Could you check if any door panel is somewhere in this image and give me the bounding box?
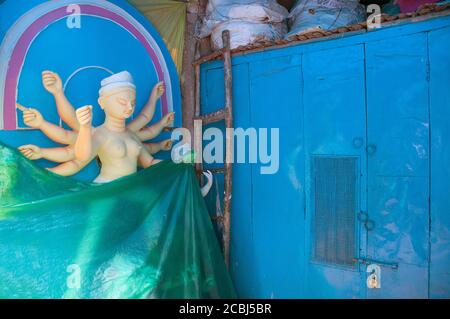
[249,55,305,298]
[303,45,367,298]
[366,35,429,178]
[428,26,450,298]
[365,33,430,298]
[367,176,429,265]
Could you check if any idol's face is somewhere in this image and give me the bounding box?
[99,87,136,119]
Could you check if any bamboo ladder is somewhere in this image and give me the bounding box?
[193,30,233,268]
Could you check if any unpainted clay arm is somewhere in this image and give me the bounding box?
[16,103,76,145]
[135,111,174,141]
[144,142,163,155]
[18,144,74,163]
[53,91,79,131]
[127,81,165,132]
[47,159,88,176]
[74,105,94,162]
[136,124,161,141]
[40,121,77,145]
[138,147,161,168]
[143,139,172,155]
[42,70,79,131]
[41,146,75,162]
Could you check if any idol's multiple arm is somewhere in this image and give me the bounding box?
[17,72,173,166]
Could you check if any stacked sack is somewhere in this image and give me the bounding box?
[198,0,289,50]
[287,0,366,38]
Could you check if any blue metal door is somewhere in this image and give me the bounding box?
[249,55,306,298]
[303,44,367,298]
[428,26,450,298]
[365,33,430,298]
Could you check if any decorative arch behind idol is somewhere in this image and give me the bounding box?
[0,0,181,181]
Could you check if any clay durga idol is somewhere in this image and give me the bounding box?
[16,71,212,195]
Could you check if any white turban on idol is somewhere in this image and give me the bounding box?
[99,71,136,95]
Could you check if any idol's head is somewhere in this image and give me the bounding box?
[98,71,136,119]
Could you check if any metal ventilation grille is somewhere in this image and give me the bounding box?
[312,156,358,267]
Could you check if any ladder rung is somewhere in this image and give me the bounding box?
[194,109,226,125]
[162,126,178,132]
[210,167,226,174]
[211,215,224,223]
[197,167,226,174]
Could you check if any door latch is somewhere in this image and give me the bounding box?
[353,257,398,269]
[366,264,381,289]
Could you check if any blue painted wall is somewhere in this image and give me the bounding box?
[200,13,450,298]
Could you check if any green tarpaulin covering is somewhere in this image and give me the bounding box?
[0,143,235,298]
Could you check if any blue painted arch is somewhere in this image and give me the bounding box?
[0,0,181,181]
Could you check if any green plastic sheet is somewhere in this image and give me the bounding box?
[0,143,235,299]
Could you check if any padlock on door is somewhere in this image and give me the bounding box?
[366,264,381,289]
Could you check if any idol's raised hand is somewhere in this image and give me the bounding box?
[152,81,165,99]
[42,70,63,95]
[76,105,93,127]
